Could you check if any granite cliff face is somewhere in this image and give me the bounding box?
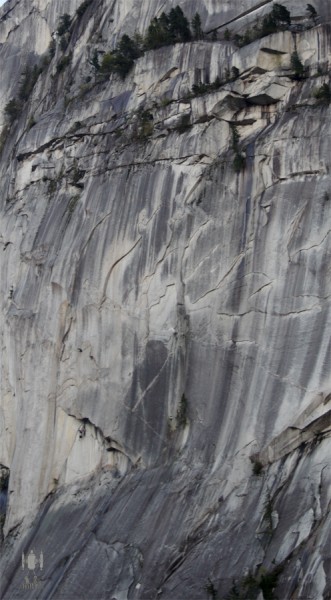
[0,0,330,598]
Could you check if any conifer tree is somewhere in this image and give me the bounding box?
[168,6,191,42]
[272,3,291,26]
[57,14,71,36]
[145,17,169,49]
[117,34,140,60]
[306,4,317,23]
[291,51,305,79]
[192,13,203,40]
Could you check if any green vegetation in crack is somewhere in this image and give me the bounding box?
[3,62,42,128]
[19,64,43,102]
[290,51,307,80]
[230,124,245,174]
[145,6,192,50]
[205,578,217,598]
[192,12,203,41]
[176,393,188,429]
[57,52,72,73]
[48,38,56,60]
[0,466,9,541]
[232,3,317,49]
[168,393,189,433]
[76,0,93,18]
[135,109,154,140]
[1,36,58,145]
[71,164,85,188]
[229,3,317,48]
[250,455,264,476]
[224,564,283,600]
[306,3,318,24]
[47,179,57,195]
[0,125,10,154]
[100,34,142,79]
[263,491,274,534]
[57,13,71,36]
[92,6,203,80]
[4,98,21,125]
[232,3,291,47]
[27,115,36,130]
[313,82,331,105]
[67,195,80,219]
[185,66,240,100]
[174,113,191,134]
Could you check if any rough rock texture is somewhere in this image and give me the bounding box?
[0,0,330,598]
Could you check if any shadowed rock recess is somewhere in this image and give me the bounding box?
[0,0,330,598]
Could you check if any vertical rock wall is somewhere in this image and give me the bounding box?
[0,0,330,598]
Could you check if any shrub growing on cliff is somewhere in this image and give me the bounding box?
[175,113,191,134]
[251,456,264,475]
[89,48,100,71]
[233,153,246,173]
[135,109,154,139]
[290,51,306,79]
[18,64,42,101]
[67,195,80,218]
[231,124,246,173]
[60,34,69,52]
[100,52,113,73]
[176,394,188,428]
[226,565,283,600]
[263,492,274,534]
[4,98,22,123]
[27,115,36,130]
[118,34,141,61]
[190,75,223,97]
[314,83,331,105]
[77,0,93,18]
[0,468,9,492]
[0,125,10,154]
[272,3,291,26]
[101,52,132,78]
[57,13,71,36]
[101,34,141,78]
[306,3,318,23]
[204,579,217,598]
[224,28,231,40]
[48,38,56,59]
[231,66,240,80]
[56,53,72,73]
[259,567,283,600]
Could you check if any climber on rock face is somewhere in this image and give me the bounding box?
[78,424,86,438]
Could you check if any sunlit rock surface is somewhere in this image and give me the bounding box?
[0,0,330,598]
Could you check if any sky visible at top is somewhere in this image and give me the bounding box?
[0,0,7,6]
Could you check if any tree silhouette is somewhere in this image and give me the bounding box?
[100,34,140,78]
[291,51,305,79]
[145,16,171,49]
[168,6,191,42]
[57,13,71,36]
[192,13,203,40]
[306,4,317,23]
[272,3,291,25]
